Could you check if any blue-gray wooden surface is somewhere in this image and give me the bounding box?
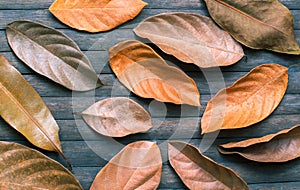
[0,0,300,189]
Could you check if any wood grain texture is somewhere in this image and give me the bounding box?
[0,0,298,10]
[0,0,299,189]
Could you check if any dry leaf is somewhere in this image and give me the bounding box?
[201,64,288,134]
[0,54,64,155]
[6,20,102,91]
[134,12,244,68]
[82,97,152,137]
[109,40,200,106]
[204,0,300,54]
[49,0,147,32]
[90,141,162,190]
[168,141,249,190]
[219,124,300,162]
[0,141,83,189]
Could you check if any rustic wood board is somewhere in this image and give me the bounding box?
[0,0,299,189]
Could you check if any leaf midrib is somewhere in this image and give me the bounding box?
[0,81,60,153]
[137,31,244,56]
[213,0,289,37]
[51,7,141,11]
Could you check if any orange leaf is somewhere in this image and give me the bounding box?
[49,0,147,32]
[109,40,200,106]
[90,141,162,190]
[201,64,288,134]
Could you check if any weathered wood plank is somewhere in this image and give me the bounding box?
[1,28,300,52]
[7,139,300,166]
[0,0,298,10]
[0,9,211,30]
[71,162,300,189]
[0,114,299,141]
[0,91,295,120]
[72,166,300,189]
[0,0,299,189]
[249,182,300,190]
[71,164,300,190]
[0,8,299,30]
[14,71,300,98]
[2,47,300,75]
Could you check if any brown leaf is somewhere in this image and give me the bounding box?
[201,64,288,134]
[90,141,162,190]
[204,0,300,54]
[82,97,152,137]
[6,20,102,91]
[0,54,63,154]
[134,12,244,68]
[49,0,147,32]
[219,124,300,162]
[168,141,249,190]
[109,40,200,106]
[0,141,83,189]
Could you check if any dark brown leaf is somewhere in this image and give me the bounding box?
[204,0,300,54]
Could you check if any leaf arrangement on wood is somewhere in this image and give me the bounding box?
[0,0,299,189]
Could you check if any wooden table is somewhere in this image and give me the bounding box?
[0,0,300,189]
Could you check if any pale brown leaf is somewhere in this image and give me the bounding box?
[219,124,300,162]
[82,97,152,137]
[201,64,288,134]
[90,141,162,190]
[109,40,200,106]
[134,12,244,68]
[168,141,249,190]
[49,0,147,32]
